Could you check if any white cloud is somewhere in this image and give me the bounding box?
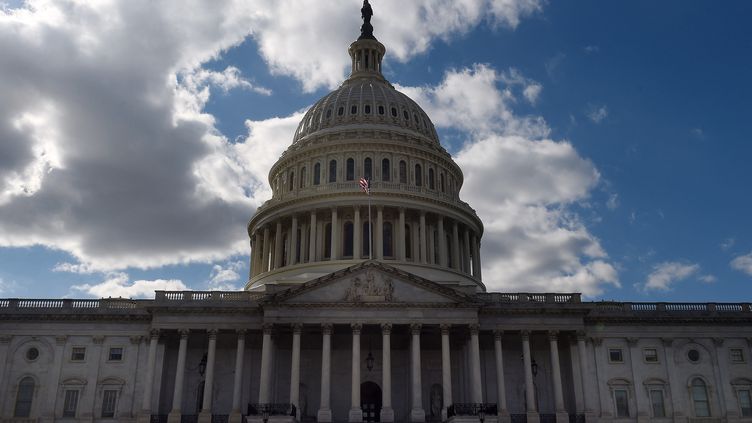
[698,274,717,284]
[71,272,187,299]
[586,104,608,123]
[0,277,17,295]
[642,262,700,291]
[731,252,752,276]
[181,66,271,96]
[208,260,245,290]
[720,238,735,251]
[53,262,95,274]
[606,193,619,210]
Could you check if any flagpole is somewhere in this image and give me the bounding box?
[368,179,372,260]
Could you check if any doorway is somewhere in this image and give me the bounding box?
[361,381,382,422]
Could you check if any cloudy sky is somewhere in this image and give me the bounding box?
[0,0,750,301]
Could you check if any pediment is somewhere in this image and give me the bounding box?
[270,261,475,305]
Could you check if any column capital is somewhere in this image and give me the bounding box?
[520,330,531,340]
[440,324,452,334]
[130,335,144,345]
[381,323,392,335]
[419,210,426,217]
[178,329,190,338]
[548,330,559,341]
[322,323,333,335]
[207,329,218,340]
[236,329,247,339]
[55,335,67,346]
[150,328,161,339]
[590,336,602,346]
[292,323,303,334]
[92,335,105,344]
[661,337,673,347]
[493,329,503,340]
[469,324,480,335]
[351,323,363,333]
[262,323,274,335]
[410,323,422,334]
[626,337,639,346]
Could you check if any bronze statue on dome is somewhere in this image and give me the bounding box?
[359,0,375,40]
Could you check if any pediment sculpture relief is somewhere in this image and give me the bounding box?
[343,269,394,302]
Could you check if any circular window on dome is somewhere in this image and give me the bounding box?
[26,347,40,361]
[687,349,701,362]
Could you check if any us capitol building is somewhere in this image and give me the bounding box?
[1,3,751,423]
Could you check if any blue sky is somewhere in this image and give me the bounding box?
[0,0,750,301]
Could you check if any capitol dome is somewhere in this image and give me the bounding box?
[247,10,484,293]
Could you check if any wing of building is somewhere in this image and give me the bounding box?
[2,3,752,423]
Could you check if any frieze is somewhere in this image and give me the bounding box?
[343,269,394,302]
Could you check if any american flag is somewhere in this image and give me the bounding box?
[359,177,370,194]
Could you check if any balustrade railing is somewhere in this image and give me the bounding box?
[478,293,582,304]
[447,403,498,418]
[247,403,296,417]
[154,291,261,304]
[592,301,751,315]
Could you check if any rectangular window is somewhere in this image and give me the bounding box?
[739,389,752,417]
[650,389,666,417]
[730,348,745,363]
[71,347,86,361]
[609,348,624,363]
[108,347,123,361]
[644,348,659,363]
[101,390,118,418]
[614,389,629,417]
[63,390,79,418]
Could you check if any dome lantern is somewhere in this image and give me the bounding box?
[348,0,386,81]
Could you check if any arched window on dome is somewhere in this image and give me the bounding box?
[326,109,332,119]
[440,173,445,193]
[365,104,371,115]
[383,222,393,258]
[364,158,373,180]
[362,222,372,258]
[324,223,332,260]
[289,171,295,192]
[314,163,321,185]
[329,160,337,183]
[403,110,409,120]
[415,164,423,187]
[399,161,407,184]
[378,105,385,115]
[351,105,357,115]
[391,107,398,118]
[382,158,390,182]
[346,158,355,181]
[343,222,354,258]
[300,167,307,188]
[428,168,435,190]
[14,376,35,417]
[405,224,412,260]
[338,106,344,116]
[691,378,710,417]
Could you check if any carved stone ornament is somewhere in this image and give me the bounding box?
[343,269,394,302]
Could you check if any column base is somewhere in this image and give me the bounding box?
[555,412,569,423]
[349,408,363,422]
[498,410,511,423]
[167,411,182,423]
[583,412,597,423]
[137,413,153,423]
[526,412,539,423]
[229,412,243,423]
[381,407,395,422]
[411,407,426,422]
[318,408,332,423]
[198,411,212,423]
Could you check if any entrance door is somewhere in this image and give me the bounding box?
[361,381,382,422]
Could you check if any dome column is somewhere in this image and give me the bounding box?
[472,235,482,280]
[463,228,471,274]
[354,207,362,259]
[376,206,384,260]
[331,208,339,260]
[428,224,436,264]
[419,212,427,264]
[397,208,406,260]
[451,221,460,270]
[300,222,309,263]
[437,217,447,267]
[262,227,271,272]
[289,216,298,265]
[309,211,317,263]
[274,221,283,269]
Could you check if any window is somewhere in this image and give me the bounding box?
[739,389,752,417]
[687,349,701,362]
[108,347,123,361]
[337,106,344,116]
[71,347,86,361]
[329,160,337,183]
[609,348,624,363]
[289,171,295,191]
[383,222,393,257]
[650,389,666,417]
[428,168,435,190]
[391,107,397,117]
[731,348,745,363]
[381,159,390,182]
[346,158,355,181]
[644,348,659,363]
[26,347,39,361]
[14,377,35,417]
[351,105,357,115]
[399,161,407,184]
[343,222,354,257]
[691,378,710,417]
[364,158,372,180]
[365,104,371,114]
[440,173,445,192]
[378,105,385,115]
[63,389,79,417]
[101,390,118,418]
[326,109,332,118]
[300,167,306,188]
[362,222,372,257]
[313,163,321,185]
[415,164,422,187]
[403,110,409,120]
[614,389,629,417]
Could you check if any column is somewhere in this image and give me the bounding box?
[469,325,483,403]
[376,206,384,260]
[139,330,160,419]
[470,234,478,278]
[318,324,333,422]
[451,221,460,270]
[463,229,471,274]
[230,330,246,423]
[290,215,298,265]
[198,330,218,423]
[419,212,427,263]
[0,335,12,418]
[411,221,420,261]
[626,338,647,421]
[274,221,283,268]
[521,331,538,421]
[661,338,685,419]
[168,330,190,423]
[258,324,273,403]
[712,338,733,418]
[290,324,302,420]
[548,331,567,423]
[398,208,406,260]
[494,331,509,417]
[591,338,611,418]
[309,211,317,262]
[354,207,362,259]
[381,324,395,422]
[42,335,66,421]
[250,235,258,277]
[428,225,435,265]
[262,227,271,272]
[300,222,309,263]
[440,325,453,421]
[349,324,363,422]
[474,237,482,280]
[438,217,447,267]
[575,332,591,415]
[410,324,425,422]
[331,208,339,260]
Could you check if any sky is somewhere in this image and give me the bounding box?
[0,0,751,302]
